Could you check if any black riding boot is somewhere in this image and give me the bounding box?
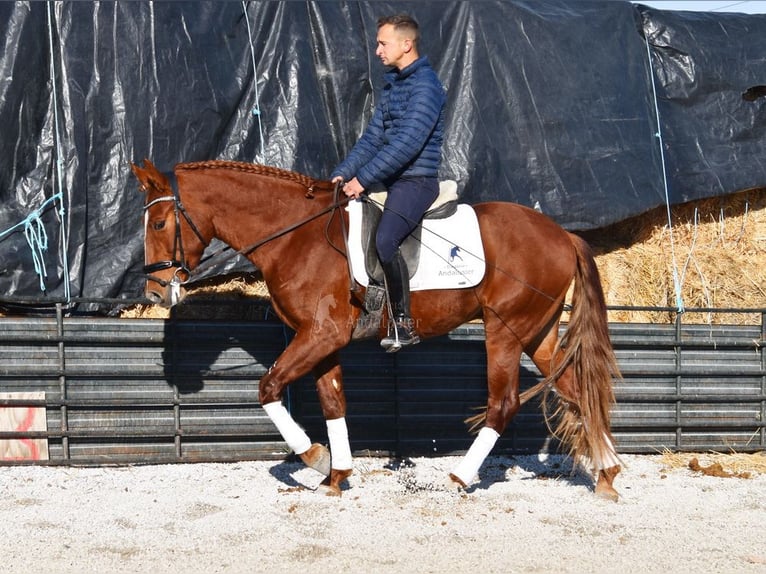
[380,252,420,352]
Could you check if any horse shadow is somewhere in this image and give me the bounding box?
[159,294,284,395]
[384,449,592,495]
[266,457,335,491]
[468,453,594,493]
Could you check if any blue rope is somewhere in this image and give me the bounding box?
[0,3,73,296]
[0,5,80,299]
[0,194,62,291]
[644,30,684,313]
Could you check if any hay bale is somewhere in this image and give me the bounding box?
[119,272,273,321]
[585,187,766,324]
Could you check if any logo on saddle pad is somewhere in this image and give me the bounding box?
[347,182,486,291]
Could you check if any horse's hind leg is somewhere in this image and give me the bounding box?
[527,317,578,402]
[544,363,621,501]
[528,321,621,501]
[449,321,522,487]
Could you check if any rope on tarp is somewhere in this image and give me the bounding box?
[0,194,62,291]
[644,30,685,314]
[242,1,266,160]
[0,2,71,298]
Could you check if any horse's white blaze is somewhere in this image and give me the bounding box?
[450,426,499,485]
[169,277,181,306]
[143,209,149,266]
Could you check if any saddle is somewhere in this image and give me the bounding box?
[346,180,486,340]
[361,181,459,284]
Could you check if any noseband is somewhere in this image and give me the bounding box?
[142,187,209,289]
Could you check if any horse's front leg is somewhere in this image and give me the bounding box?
[313,353,354,497]
[259,333,344,480]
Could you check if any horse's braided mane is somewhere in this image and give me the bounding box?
[176,160,323,191]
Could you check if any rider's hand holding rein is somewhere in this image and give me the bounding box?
[332,175,365,200]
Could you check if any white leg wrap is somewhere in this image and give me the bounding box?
[326,417,353,470]
[451,427,500,486]
[262,401,312,455]
[597,432,621,470]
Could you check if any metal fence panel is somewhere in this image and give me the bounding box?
[0,311,763,465]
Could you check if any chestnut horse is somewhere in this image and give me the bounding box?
[131,159,622,500]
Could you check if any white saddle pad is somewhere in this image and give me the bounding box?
[347,199,486,291]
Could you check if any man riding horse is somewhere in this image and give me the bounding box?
[331,14,446,353]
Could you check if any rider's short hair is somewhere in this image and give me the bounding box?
[377,14,420,46]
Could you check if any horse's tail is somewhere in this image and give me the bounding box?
[537,233,621,469]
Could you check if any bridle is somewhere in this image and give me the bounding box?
[142,185,209,292]
[142,179,354,300]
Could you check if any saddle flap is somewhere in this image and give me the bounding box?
[361,200,421,283]
[347,197,486,293]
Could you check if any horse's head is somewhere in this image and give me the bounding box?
[131,159,208,307]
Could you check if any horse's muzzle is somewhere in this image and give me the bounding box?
[146,276,187,308]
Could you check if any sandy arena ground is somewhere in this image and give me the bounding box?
[1,453,765,574]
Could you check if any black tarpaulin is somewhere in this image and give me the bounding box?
[641,6,766,204]
[0,1,764,303]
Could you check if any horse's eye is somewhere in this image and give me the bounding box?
[152,221,166,231]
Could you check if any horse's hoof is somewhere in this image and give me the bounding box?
[595,487,619,502]
[444,473,467,491]
[317,468,353,497]
[594,464,621,502]
[317,483,343,497]
[299,443,331,477]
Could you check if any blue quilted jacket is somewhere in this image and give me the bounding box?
[331,56,446,187]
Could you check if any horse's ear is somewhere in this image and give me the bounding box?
[140,159,171,190]
[131,159,170,194]
[130,161,152,193]
[143,159,159,174]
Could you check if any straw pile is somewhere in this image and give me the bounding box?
[119,273,270,320]
[583,186,766,324]
[659,448,766,477]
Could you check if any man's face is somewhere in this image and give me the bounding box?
[375,24,411,69]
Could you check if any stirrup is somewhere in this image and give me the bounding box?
[381,316,420,353]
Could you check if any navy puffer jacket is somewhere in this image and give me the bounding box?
[331,56,446,188]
